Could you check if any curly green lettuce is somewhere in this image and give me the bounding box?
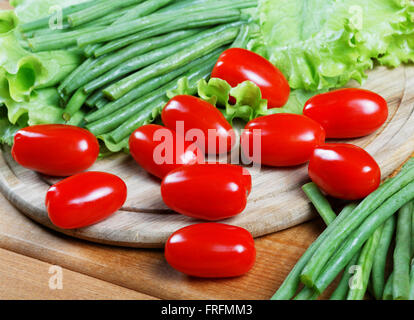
[252,0,414,91]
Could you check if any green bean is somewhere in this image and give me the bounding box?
[312,181,414,294]
[371,215,396,300]
[231,24,251,49]
[383,273,394,300]
[63,88,88,121]
[94,18,243,58]
[85,90,105,108]
[85,24,236,95]
[393,201,413,300]
[66,110,86,127]
[293,287,318,300]
[107,61,214,143]
[287,183,337,300]
[347,226,382,300]
[302,182,337,225]
[28,26,104,52]
[330,250,362,300]
[85,48,222,123]
[58,58,94,97]
[105,27,239,100]
[301,163,414,289]
[114,0,174,24]
[69,30,200,94]
[90,36,210,94]
[409,259,414,299]
[82,0,175,57]
[158,0,213,13]
[77,1,254,46]
[67,0,145,27]
[86,86,167,136]
[271,203,357,300]
[95,98,109,110]
[19,0,107,32]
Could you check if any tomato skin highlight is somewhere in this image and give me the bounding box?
[161,95,235,154]
[165,223,256,278]
[241,113,326,167]
[12,124,99,177]
[129,124,204,179]
[303,88,388,138]
[46,172,127,229]
[211,48,290,109]
[161,164,250,221]
[308,143,381,200]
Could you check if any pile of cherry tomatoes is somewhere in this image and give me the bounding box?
[10,48,388,279]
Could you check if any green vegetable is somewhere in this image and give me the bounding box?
[67,0,144,27]
[28,25,105,52]
[271,203,357,300]
[85,24,240,95]
[371,215,396,300]
[330,250,361,300]
[347,226,382,300]
[302,182,336,225]
[311,180,414,294]
[393,201,413,300]
[254,0,414,91]
[17,0,101,32]
[104,27,239,100]
[105,61,214,145]
[85,48,222,123]
[77,1,254,46]
[0,31,82,102]
[301,162,414,289]
[293,287,318,300]
[66,29,200,95]
[63,88,88,121]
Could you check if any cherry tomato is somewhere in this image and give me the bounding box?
[12,124,99,177]
[161,95,235,154]
[129,124,204,179]
[211,48,290,109]
[303,88,388,138]
[241,113,326,167]
[46,172,127,229]
[161,164,250,221]
[308,143,381,200]
[165,223,256,278]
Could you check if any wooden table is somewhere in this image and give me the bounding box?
[0,0,336,300]
[0,0,407,300]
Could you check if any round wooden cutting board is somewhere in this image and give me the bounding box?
[0,66,414,248]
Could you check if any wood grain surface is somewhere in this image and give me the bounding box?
[0,0,412,300]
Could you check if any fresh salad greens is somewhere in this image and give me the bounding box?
[0,0,413,156]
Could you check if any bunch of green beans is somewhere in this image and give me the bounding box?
[21,0,257,152]
[273,159,414,300]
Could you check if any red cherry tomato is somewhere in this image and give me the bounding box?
[165,223,256,278]
[241,114,326,167]
[46,172,127,229]
[129,124,204,179]
[308,143,381,200]
[211,48,290,109]
[12,124,99,177]
[161,164,250,221]
[303,88,388,138]
[161,95,235,154]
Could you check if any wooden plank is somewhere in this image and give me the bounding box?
[0,192,339,299]
[0,247,157,300]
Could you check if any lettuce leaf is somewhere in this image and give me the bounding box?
[254,0,414,91]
